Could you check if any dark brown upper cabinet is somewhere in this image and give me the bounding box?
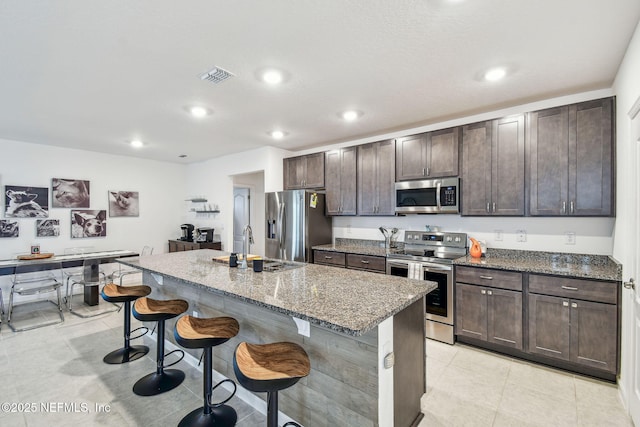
[357,139,395,215]
[461,115,525,216]
[395,127,459,181]
[283,152,325,190]
[325,147,357,216]
[528,97,614,216]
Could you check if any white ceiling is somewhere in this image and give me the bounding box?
[1,0,639,164]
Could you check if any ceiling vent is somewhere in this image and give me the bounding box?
[199,66,234,84]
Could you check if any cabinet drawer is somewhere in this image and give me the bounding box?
[529,274,617,304]
[314,250,346,267]
[346,254,386,273]
[455,266,523,291]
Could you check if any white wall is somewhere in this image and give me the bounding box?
[0,137,186,297]
[612,19,640,410]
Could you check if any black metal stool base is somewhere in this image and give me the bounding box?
[178,405,237,427]
[133,369,185,396]
[103,345,149,364]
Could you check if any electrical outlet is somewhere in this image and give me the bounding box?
[494,230,503,241]
[516,230,527,242]
[565,232,576,245]
[193,310,199,318]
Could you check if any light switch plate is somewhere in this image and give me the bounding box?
[494,230,503,241]
[565,232,576,245]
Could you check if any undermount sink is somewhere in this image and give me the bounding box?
[257,259,305,273]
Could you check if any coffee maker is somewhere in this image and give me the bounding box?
[196,227,214,242]
[180,224,194,241]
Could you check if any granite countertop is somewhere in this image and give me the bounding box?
[453,249,622,282]
[312,243,396,257]
[118,249,435,337]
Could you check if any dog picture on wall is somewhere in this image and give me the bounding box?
[4,185,49,218]
[36,219,60,237]
[71,210,106,238]
[0,220,19,237]
[52,178,90,208]
[108,191,139,217]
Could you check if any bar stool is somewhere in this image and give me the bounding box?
[233,342,310,427]
[132,297,189,396]
[100,283,152,364]
[174,315,240,427]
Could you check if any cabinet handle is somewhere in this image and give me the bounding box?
[561,286,578,291]
[426,167,430,176]
[571,302,578,308]
[361,260,370,264]
[562,201,566,214]
[422,168,426,176]
[570,200,575,214]
[487,290,493,295]
[479,275,493,280]
[324,256,333,259]
[492,202,496,212]
[562,301,569,307]
[481,289,486,294]
[486,202,490,213]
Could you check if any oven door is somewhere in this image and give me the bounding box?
[387,260,410,277]
[421,262,453,325]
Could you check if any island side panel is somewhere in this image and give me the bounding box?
[393,297,426,427]
[142,272,380,427]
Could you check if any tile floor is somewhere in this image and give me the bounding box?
[420,339,634,427]
[0,301,634,426]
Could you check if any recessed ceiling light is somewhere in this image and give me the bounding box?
[262,69,284,85]
[484,67,507,82]
[270,130,286,139]
[341,110,361,121]
[189,106,210,118]
[130,139,144,148]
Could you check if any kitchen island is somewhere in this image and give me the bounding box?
[118,249,435,427]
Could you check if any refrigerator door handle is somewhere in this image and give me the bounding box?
[278,202,286,254]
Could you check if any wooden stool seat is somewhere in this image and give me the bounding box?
[133,297,188,321]
[234,342,310,382]
[175,315,239,349]
[101,283,151,303]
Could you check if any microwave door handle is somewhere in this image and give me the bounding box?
[435,181,442,210]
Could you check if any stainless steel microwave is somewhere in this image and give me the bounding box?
[395,177,460,214]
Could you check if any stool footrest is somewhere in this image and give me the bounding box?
[208,379,237,408]
[162,349,185,368]
[283,422,302,427]
[130,326,149,341]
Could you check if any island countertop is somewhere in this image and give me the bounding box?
[118,249,435,336]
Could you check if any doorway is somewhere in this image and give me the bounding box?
[233,187,250,254]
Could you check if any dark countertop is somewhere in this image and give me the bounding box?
[453,249,622,282]
[118,249,436,336]
[313,243,397,257]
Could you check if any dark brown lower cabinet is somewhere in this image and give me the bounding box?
[528,293,617,373]
[455,283,523,350]
[168,240,221,252]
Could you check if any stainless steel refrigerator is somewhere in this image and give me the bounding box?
[265,190,332,262]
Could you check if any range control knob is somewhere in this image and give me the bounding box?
[454,236,461,243]
[446,236,453,242]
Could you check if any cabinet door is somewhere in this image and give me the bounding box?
[283,157,304,189]
[427,127,459,178]
[487,288,522,350]
[461,121,492,215]
[357,143,377,215]
[528,106,569,215]
[568,98,614,216]
[395,133,428,181]
[168,240,177,252]
[375,140,396,215]
[528,293,570,361]
[340,147,357,215]
[455,283,487,341]
[303,152,325,188]
[570,299,617,373]
[492,115,525,215]
[325,150,343,215]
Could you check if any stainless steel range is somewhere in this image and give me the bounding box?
[387,231,467,344]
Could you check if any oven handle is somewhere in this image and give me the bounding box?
[422,264,451,272]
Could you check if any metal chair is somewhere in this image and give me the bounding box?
[8,261,65,332]
[66,258,118,318]
[61,246,95,293]
[110,246,153,284]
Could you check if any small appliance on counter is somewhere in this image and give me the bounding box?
[196,227,215,242]
[180,224,195,241]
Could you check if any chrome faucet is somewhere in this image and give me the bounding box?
[240,224,254,269]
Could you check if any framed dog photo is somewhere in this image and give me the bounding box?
[71,210,106,238]
[0,219,19,237]
[36,219,60,237]
[5,185,49,218]
[52,178,90,208]
[108,191,139,217]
